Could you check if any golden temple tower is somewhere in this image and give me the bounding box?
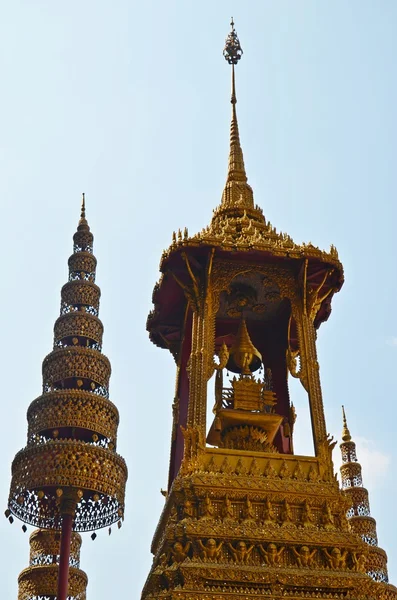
[7,197,127,599]
[143,21,396,600]
[18,529,87,600]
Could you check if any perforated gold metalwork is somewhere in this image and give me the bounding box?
[18,566,87,600]
[29,529,81,567]
[8,205,127,533]
[340,409,390,582]
[27,390,119,444]
[18,528,87,600]
[54,313,103,349]
[42,347,111,395]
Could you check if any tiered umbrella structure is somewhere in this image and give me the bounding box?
[7,196,128,599]
[18,529,87,600]
[340,407,390,583]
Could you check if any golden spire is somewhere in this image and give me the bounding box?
[221,19,255,210]
[341,405,351,442]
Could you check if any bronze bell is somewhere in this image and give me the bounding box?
[226,318,262,374]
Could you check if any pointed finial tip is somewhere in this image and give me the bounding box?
[78,192,89,229]
[341,405,351,442]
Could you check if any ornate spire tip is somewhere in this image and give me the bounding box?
[223,19,243,66]
[81,193,86,220]
[341,405,351,442]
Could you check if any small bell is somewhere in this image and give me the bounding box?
[22,525,27,533]
[4,509,11,519]
[118,520,122,529]
[8,516,14,524]
[91,532,97,541]
[108,527,112,535]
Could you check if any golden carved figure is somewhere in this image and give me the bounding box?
[292,545,317,567]
[322,501,335,531]
[324,547,348,570]
[201,494,215,519]
[221,495,234,521]
[352,552,367,573]
[182,499,194,520]
[228,541,254,564]
[280,499,295,527]
[259,543,284,566]
[301,499,316,528]
[242,496,255,522]
[263,498,276,525]
[197,538,223,561]
[171,541,191,563]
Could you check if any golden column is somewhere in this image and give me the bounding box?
[143,22,396,599]
[6,196,127,600]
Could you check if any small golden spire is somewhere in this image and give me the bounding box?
[227,318,262,375]
[221,20,254,210]
[341,405,351,442]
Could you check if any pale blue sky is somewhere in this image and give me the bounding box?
[1,1,397,597]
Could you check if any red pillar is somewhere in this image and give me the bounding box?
[57,492,77,600]
[57,513,73,600]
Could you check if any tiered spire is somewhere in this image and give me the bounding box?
[340,407,389,583]
[217,20,256,216]
[7,197,127,598]
[18,529,87,600]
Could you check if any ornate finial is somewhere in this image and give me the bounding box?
[78,192,89,230]
[223,18,243,66]
[220,19,252,203]
[81,193,86,220]
[341,405,351,442]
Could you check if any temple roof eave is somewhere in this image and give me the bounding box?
[160,235,343,274]
[147,239,344,353]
